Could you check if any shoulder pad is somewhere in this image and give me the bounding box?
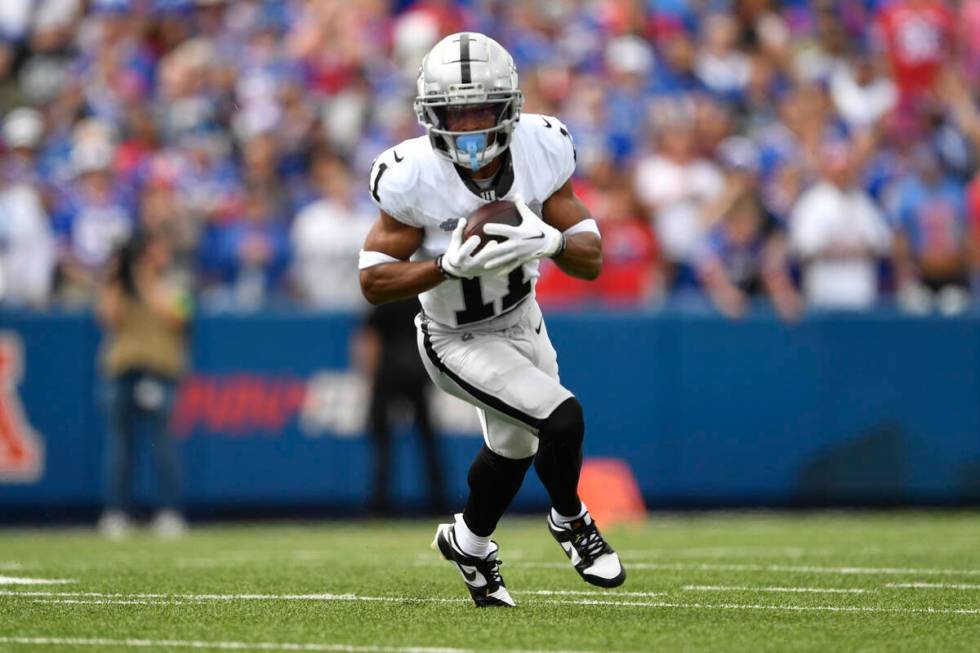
[519,113,577,193]
[368,140,424,225]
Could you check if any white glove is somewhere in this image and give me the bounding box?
[480,197,565,270]
[436,218,503,279]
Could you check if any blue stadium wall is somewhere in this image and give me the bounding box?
[1,308,979,518]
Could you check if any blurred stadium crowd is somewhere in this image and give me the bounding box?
[1,0,979,318]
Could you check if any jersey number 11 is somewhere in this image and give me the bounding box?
[456,268,531,325]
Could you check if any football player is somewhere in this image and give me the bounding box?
[358,32,625,607]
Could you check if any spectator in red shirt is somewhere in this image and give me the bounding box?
[594,182,660,306]
[534,174,601,308]
[874,0,955,104]
[536,174,659,309]
[533,259,595,309]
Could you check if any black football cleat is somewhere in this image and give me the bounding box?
[432,519,516,607]
[547,511,626,588]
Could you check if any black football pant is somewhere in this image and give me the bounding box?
[369,376,447,516]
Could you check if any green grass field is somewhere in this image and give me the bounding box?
[3,512,980,652]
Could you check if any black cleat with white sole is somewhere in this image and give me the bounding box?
[432,521,516,607]
[547,511,626,588]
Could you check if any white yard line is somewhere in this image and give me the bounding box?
[31,599,190,606]
[0,551,332,571]
[519,590,667,598]
[6,589,980,617]
[682,585,868,594]
[0,637,619,653]
[4,591,169,599]
[0,576,75,585]
[537,599,980,615]
[452,561,980,576]
[616,544,980,559]
[886,583,980,590]
[0,590,467,604]
[0,589,665,602]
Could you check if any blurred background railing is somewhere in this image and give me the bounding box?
[1,1,980,524]
[2,306,978,520]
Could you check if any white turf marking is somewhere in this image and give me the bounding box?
[0,576,75,585]
[0,637,613,653]
[538,600,980,615]
[683,585,867,594]
[31,599,189,606]
[0,590,466,605]
[887,583,980,590]
[520,590,667,598]
[471,561,980,577]
[7,589,980,617]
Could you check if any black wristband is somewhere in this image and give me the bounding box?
[436,255,460,280]
[549,233,567,259]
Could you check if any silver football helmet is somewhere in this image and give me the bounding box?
[414,32,524,171]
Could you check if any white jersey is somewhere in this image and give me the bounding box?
[368,113,576,329]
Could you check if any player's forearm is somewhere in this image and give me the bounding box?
[552,232,602,281]
[359,260,445,305]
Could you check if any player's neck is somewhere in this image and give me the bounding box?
[458,155,503,181]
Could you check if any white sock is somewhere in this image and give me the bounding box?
[551,503,588,526]
[453,513,492,558]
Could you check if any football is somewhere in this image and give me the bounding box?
[464,200,523,252]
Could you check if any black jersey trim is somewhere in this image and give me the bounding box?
[420,320,543,431]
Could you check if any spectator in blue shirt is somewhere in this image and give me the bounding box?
[649,29,708,98]
[199,187,289,311]
[890,146,972,314]
[52,141,136,303]
[695,137,803,322]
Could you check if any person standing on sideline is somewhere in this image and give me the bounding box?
[96,231,191,539]
[355,297,447,517]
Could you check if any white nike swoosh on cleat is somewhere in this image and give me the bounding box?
[560,542,581,565]
[457,564,486,588]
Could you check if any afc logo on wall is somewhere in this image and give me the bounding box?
[0,333,43,482]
